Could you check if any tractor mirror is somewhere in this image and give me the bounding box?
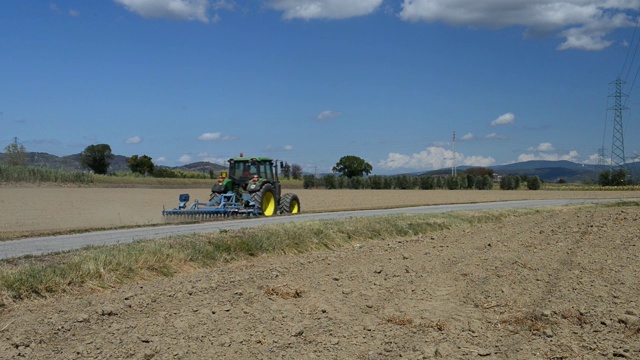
[221,171,228,178]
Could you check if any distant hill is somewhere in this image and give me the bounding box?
[404,160,640,183]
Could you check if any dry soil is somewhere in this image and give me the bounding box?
[1,187,639,359]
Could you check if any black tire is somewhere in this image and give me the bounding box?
[278,193,300,214]
[250,184,276,216]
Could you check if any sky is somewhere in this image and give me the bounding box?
[2,0,640,175]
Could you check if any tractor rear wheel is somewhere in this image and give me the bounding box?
[278,193,300,214]
[251,184,276,216]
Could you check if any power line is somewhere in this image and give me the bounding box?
[621,16,640,80]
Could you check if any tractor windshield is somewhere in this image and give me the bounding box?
[231,161,258,181]
[229,160,275,182]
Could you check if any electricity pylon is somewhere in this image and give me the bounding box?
[608,77,628,169]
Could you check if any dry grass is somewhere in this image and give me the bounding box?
[264,284,304,299]
[385,315,413,326]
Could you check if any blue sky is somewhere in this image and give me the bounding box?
[2,0,640,174]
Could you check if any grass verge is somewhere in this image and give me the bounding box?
[0,202,635,307]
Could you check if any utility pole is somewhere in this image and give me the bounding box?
[609,77,628,169]
[451,131,457,177]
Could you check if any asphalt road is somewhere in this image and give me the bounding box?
[0,199,631,260]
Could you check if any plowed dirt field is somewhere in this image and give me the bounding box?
[1,187,639,359]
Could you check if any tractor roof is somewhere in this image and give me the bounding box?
[228,156,273,163]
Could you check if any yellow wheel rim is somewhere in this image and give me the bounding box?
[290,200,299,214]
[262,191,275,216]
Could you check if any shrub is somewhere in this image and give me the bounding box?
[500,175,520,190]
[477,175,493,190]
[394,175,413,190]
[419,176,435,190]
[323,174,337,189]
[348,176,363,189]
[527,176,542,190]
[446,176,461,190]
[303,175,316,189]
[369,175,384,189]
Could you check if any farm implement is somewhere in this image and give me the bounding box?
[162,154,300,219]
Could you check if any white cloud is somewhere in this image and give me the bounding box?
[491,112,515,126]
[265,144,295,152]
[156,156,167,163]
[125,136,142,144]
[197,152,227,164]
[461,132,475,141]
[50,3,61,13]
[69,9,80,17]
[378,146,495,170]
[399,0,638,51]
[583,152,612,165]
[114,0,211,23]
[268,0,383,20]
[315,110,342,121]
[485,133,507,140]
[198,132,236,141]
[178,154,192,163]
[517,150,579,162]
[528,142,555,152]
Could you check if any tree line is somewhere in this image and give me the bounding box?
[2,140,636,186]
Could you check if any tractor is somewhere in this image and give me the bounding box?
[162,155,300,218]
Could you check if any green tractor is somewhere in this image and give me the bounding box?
[209,155,300,216]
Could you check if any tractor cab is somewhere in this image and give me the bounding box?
[211,156,279,196]
[229,158,276,183]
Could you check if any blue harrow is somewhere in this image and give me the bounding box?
[162,192,262,219]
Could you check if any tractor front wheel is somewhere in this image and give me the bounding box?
[278,193,300,214]
[251,184,276,216]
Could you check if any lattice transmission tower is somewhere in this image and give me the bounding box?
[608,77,628,169]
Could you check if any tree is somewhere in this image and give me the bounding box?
[291,164,303,180]
[127,154,155,175]
[303,174,316,189]
[281,163,291,179]
[332,155,372,178]
[465,167,494,178]
[80,144,114,175]
[599,169,628,186]
[323,174,337,189]
[4,137,27,166]
[527,176,542,190]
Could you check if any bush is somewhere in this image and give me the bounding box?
[527,176,542,190]
[446,176,461,190]
[500,175,520,190]
[394,175,413,190]
[419,176,435,190]
[477,175,493,190]
[348,176,363,189]
[382,176,394,189]
[303,175,316,189]
[369,175,384,189]
[323,174,337,189]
